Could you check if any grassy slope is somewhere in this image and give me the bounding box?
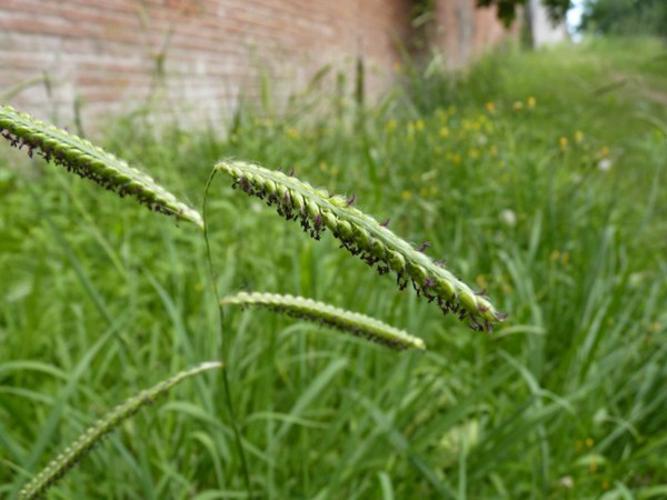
[1,38,666,498]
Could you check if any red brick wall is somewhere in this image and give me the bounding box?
[0,1,512,127]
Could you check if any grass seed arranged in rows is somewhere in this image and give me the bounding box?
[217,160,506,332]
[0,105,203,228]
[221,291,425,350]
[18,362,223,500]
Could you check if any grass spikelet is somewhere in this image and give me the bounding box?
[0,105,203,228]
[18,361,223,500]
[220,291,425,350]
[216,160,506,332]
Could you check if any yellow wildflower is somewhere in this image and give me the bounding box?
[485,101,496,113]
[574,130,584,143]
[527,96,536,109]
[385,119,398,133]
[513,101,524,111]
[401,190,413,201]
[559,137,569,150]
[439,127,450,138]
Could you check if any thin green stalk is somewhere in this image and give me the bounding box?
[202,167,253,496]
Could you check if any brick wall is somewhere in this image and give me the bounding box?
[0,0,513,127]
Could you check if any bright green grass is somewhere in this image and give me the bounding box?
[1,38,666,498]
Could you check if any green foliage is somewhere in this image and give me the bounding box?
[221,292,425,350]
[581,0,667,37]
[1,39,666,497]
[477,0,571,26]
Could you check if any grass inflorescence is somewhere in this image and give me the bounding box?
[0,105,203,227]
[221,291,425,350]
[18,361,222,499]
[217,160,506,332]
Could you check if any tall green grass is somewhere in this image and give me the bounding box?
[1,38,666,497]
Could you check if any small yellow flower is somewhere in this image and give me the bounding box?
[439,127,450,138]
[401,190,413,201]
[286,127,300,140]
[485,101,496,113]
[574,130,584,143]
[385,119,398,133]
[527,96,536,109]
[319,161,328,172]
[585,437,594,448]
[559,137,569,150]
[598,146,610,158]
[513,101,524,111]
[451,153,462,165]
[415,119,425,132]
[468,148,480,159]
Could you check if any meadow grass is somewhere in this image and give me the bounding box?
[1,38,666,498]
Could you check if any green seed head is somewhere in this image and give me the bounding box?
[0,105,203,228]
[221,291,425,350]
[216,159,507,332]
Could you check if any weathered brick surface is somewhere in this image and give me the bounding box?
[0,0,513,127]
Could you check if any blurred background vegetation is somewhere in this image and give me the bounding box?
[581,0,667,37]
